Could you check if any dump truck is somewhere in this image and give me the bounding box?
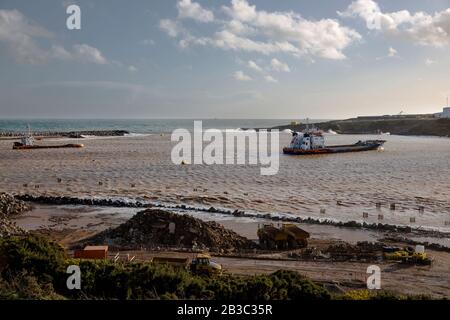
[151,256,191,268]
[189,253,222,276]
[257,223,310,250]
[384,245,433,265]
[151,253,222,276]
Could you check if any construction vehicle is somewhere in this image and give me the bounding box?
[151,256,191,268]
[189,253,222,276]
[384,245,432,265]
[151,253,222,276]
[257,223,310,250]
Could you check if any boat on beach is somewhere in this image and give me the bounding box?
[283,129,385,155]
[12,126,84,150]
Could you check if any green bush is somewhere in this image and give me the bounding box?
[0,271,63,300]
[0,235,66,284]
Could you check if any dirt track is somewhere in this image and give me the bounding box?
[114,248,450,298]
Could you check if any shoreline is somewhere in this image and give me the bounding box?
[14,194,450,240]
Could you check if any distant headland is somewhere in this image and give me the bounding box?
[269,112,450,137]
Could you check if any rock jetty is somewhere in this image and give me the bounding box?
[0,130,129,138]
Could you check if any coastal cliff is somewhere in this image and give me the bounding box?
[271,118,450,137]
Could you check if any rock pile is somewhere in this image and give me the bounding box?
[324,241,384,261]
[0,193,31,216]
[0,193,28,237]
[0,217,26,237]
[81,209,257,251]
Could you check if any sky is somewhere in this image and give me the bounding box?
[1,0,450,119]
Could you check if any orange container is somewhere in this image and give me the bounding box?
[74,246,108,260]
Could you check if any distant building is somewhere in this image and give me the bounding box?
[434,107,450,118]
[356,114,433,120]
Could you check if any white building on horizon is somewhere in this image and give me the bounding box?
[434,107,450,118]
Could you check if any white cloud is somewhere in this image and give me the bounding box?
[50,45,73,60]
[425,58,436,66]
[159,19,183,38]
[247,60,263,73]
[220,0,361,60]
[226,20,256,36]
[161,0,360,60]
[0,9,109,65]
[177,0,214,23]
[72,44,108,64]
[234,70,252,81]
[50,44,108,64]
[270,58,290,72]
[0,9,51,64]
[264,75,278,83]
[340,0,450,47]
[388,47,397,57]
[210,29,301,55]
[128,65,138,72]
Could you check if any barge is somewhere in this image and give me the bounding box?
[283,130,385,155]
[13,142,84,150]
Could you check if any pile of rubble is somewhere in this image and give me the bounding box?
[81,209,257,251]
[0,193,31,216]
[0,216,26,237]
[323,241,384,262]
[0,193,29,237]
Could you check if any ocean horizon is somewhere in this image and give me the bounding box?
[0,118,331,134]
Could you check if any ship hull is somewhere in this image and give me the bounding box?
[283,141,385,155]
[13,143,84,150]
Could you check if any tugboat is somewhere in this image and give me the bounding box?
[283,129,385,155]
[13,126,84,150]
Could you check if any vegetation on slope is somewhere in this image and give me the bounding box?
[0,235,431,300]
